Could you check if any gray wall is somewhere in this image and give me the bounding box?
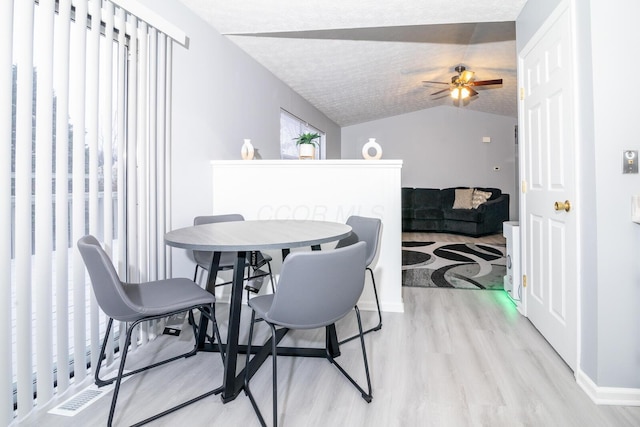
[137,0,341,277]
[518,0,640,389]
[588,0,640,389]
[341,106,519,220]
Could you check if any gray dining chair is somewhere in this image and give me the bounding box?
[193,214,275,296]
[335,215,383,344]
[77,235,225,427]
[243,241,373,427]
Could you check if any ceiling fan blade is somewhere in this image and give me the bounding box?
[471,79,503,86]
[431,88,450,96]
[422,80,450,86]
[468,87,479,97]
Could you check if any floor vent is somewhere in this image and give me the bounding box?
[48,377,128,417]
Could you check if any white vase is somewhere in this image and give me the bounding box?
[298,144,316,160]
[362,138,382,160]
[241,139,254,160]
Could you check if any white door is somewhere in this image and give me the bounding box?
[519,2,578,371]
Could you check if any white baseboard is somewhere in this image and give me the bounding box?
[576,369,640,406]
[355,300,404,313]
[379,301,405,313]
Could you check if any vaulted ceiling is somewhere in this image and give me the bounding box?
[175,0,528,126]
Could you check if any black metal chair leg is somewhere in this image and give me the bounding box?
[367,268,383,332]
[244,311,267,427]
[327,306,373,402]
[266,262,275,293]
[193,264,200,282]
[108,320,135,427]
[95,318,114,387]
[355,305,373,400]
[339,269,382,345]
[271,323,278,427]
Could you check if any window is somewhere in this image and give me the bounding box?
[280,109,325,159]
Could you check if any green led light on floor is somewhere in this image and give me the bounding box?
[495,289,519,320]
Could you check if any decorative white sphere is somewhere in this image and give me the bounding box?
[362,138,382,160]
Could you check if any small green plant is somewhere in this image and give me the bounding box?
[293,132,320,146]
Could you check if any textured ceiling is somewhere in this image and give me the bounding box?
[176,0,528,126]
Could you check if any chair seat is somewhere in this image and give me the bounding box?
[249,293,348,330]
[122,278,215,321]
[247,294,274,320]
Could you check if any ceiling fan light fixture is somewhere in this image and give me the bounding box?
[450,86,471,100]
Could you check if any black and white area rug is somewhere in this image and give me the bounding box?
[402,241,506,290]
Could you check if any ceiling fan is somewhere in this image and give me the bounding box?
[422,65,503,100]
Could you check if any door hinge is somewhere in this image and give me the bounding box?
[521,180,527,193]
[523,274,527,288]
[520,87,525,100]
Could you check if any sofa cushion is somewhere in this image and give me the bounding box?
[452,188,474,209]
[414,208,444,220]
[413,188,442,209]
[443,208,484,223]
[472,189,492,208]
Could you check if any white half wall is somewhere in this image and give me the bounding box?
[210,160,404,314]
[341,106,519,220]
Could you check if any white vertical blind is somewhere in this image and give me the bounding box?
[53,0,72,395]
[0,0,14,424]
[33,0,56,405]
[4,0,181,421]
[137,19,150,344]
[163,40,173,279]
[86,0,102,374]
[125,15,140,352]
[114,5,127,360]
[138,21,149,284]
[101,0,116,367]
[71,0,89,385]
[13,0,36,418]
[148,28,158,282]
[126,15,138,284]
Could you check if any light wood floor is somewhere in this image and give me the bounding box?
[19,233,640,427]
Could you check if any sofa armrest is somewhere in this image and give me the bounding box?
[476,193,510,231]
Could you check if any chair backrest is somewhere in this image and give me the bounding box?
[193,214,244,266]
[77,235,142,322]
[265,241,366,329]
[335,215,381,267]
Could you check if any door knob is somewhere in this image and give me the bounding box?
[554,200,571,212]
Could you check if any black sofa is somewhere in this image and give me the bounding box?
[402,187,509,236]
